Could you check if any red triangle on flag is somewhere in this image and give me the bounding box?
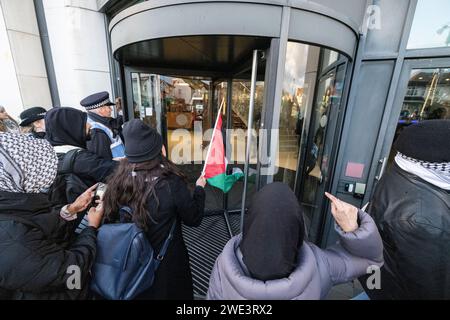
[203,116,226,179]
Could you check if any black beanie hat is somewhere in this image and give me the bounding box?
[122,119,163,163]
[394,119,450,163]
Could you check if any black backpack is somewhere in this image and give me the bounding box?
[49,149,90,227]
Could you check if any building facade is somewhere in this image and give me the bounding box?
[0,0,112,117]
[101,0,450,247]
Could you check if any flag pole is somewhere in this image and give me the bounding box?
[202,98,225,176]
[223,79,234,239]
[240,50,259,234]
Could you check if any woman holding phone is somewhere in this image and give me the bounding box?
[0,133,104,299]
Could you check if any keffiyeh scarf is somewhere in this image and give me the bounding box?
[395,152,450,190]
[0,133,58,193]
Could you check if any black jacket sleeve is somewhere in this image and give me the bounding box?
[170,177,205,227]
[0,224,97,299]
[72,150,118,184]
[86,129,113,160]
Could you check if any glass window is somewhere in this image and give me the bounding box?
[407,0,450,49]
[300,64,346,240]
[222,80,264,211]
[274,42,326,190]
[131,72,159,129]
[321,48,339,71]
[160,77,210,164]
[274,41,347,241]
[387,67,450,164]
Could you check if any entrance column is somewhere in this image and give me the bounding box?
[258,6,290,187]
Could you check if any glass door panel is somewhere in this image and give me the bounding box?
[131,73,161,130]
[127,53,266,215]
[225,79,264,210]
[386,67,450,166]
[300,64,346,241]
[275,42,317,190]
[133,74,211,181]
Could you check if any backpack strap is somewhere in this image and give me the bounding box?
[53,145,82,174]
[117,206,176,270]
[59,148,82,174]
[118,206,133,223]
[154,220,177,270]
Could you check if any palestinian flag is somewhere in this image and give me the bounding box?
[203,113,243,193]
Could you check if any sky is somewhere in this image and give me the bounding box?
[407,0,450,49]
[283,42,309,96]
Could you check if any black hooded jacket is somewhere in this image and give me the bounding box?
[361,163,450,299]
[240,182,305,281]
[45,108,117,187]
[0,192,97,300]
[86,112,123,160]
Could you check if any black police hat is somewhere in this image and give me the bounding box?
[80,91,115,111]
[19,107,47,127]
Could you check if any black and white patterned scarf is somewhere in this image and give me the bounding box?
[395,152,450,190]
[0,133,58,193]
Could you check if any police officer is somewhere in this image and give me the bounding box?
[19,106,47,139]
[80,91,125,160]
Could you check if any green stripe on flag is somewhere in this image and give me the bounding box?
[207,172,244,193]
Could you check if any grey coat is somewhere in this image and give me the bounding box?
[207,209,383,300]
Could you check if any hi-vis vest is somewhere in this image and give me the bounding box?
[87,117,125,159]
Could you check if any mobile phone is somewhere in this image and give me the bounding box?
[94,183,107,201]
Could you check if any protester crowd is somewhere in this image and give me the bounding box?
[0,95,448,300]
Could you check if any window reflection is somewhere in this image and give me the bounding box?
[275,41,347,241]
[407,0,450,49]
[275,42,314,189]
[301,65,345,240]
[388,67,450,164]
[321,49,339,71]
[131,72,159,129]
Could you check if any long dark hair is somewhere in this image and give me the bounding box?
[103,155,187,230]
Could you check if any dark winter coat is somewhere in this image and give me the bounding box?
[0,192,97,300]
[87,112,123,160]
[45,108,118,187]
[207,209,383,300]
[56,149,117,188]
[361,163,450,300]
[130,174,205,300]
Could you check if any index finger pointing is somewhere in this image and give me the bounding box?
[87,183,99,192]
[325,192,339,203]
